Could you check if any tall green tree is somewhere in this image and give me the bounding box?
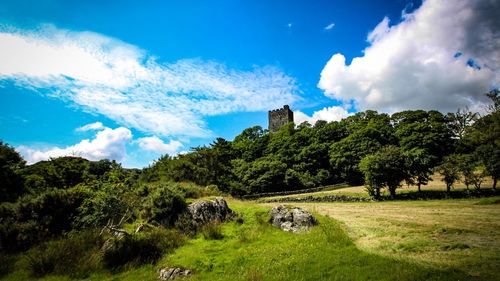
[330,111,395,185]
[359,146,408,198]
[437,155,461,193]
[467,92,500,189]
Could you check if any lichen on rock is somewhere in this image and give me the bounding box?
[269,205,318,233]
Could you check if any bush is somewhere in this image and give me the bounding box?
[0,187,90,252]
[25,230,103,278]
[0,254,15,277]
[141,183,187,226]
[103,227,184,270]
[77,183,132,228]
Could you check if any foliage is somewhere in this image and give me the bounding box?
[437,155,461,192]
[359,146,408,198]
[25,230,103,278]
[102,228,185,270]
[0,141,26,202]
[77,183,133,228]
[0,187,91,252]
[140,183,187,227]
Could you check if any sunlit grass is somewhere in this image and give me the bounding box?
[286,197,500,280]
[3,198,498,280]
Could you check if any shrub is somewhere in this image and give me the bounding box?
[77,183,132,228]
[0,187,90,252]
[0,254,15,277]
[141,183,187,226]
[103,227,184,270]
[25,230,103,278]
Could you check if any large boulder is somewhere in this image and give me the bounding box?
[187,197,233,226]
[270,205,317,233]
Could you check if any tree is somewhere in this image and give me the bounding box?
[467,92,500,189]
[232,126,269,162]
[359,146,408,198]
[457,154,477,190]
[485,89,499,113]
[0,141,26,202]
[404,148,435,192]
[437,155,461,193]
[331,111,395,185]
[446,107,478,141]
[232,157,287,194]
[475,144,499,189]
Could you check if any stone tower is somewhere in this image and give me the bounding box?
[268,105,294,132]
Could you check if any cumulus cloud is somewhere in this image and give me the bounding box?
[0,24,299,138]
[17,127,133,164]
[318,0,499,114]
[136,136,183,155]
[295,106,351,125]
[76,121,104,132]
[324,23,335,30]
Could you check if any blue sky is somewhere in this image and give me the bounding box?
[0,0,497,167]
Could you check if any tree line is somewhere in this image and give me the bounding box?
[142,90,499,197]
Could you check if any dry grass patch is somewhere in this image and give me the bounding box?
[281,198,500,279]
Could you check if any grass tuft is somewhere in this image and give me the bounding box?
[201,221,224,240]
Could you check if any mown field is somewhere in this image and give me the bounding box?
[286,197,500,280]
[3,195,500,281]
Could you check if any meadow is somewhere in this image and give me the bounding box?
[3,194,499,281]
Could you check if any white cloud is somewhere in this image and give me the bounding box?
[136,136,182,155]
[318,0,499,114]
[0,24,299,138]
[76,121,104,132]
[295,106,351,125]
[324,23,335,30]
[17,126,133,164]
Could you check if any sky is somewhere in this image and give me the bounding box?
[0,0,498,167]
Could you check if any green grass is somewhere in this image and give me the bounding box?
[2,199,497,281]
[154,200,473,281]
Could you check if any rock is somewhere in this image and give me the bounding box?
[159,267,192,280]
[187,197,233,226]
[269,205,317,233]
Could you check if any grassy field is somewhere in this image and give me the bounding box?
[283,197,500,280]
[2,197,499,281]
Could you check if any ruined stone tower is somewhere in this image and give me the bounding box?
[268,105,294,132]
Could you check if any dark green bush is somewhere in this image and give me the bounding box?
[77,183,132,228]
[25,230,103,278]
[0,187,90,252]
[102,227,185,270]
[141,183,187,226]
[0,254,15,277]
